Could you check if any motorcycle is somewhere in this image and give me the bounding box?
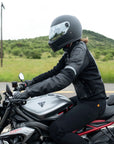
[0,73,114,144]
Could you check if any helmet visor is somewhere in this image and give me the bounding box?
[49,21,70,41]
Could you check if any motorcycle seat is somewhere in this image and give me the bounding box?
[106,95,114,106]
[99,104,114,120]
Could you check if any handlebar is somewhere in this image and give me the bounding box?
[12,82,26,92]
[10,98,26,105]
[18,84,26,91]
[4,83,27,106]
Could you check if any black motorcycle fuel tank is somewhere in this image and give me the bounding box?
[22,93,72,119]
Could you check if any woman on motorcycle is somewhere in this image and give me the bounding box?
[14,15,106,144]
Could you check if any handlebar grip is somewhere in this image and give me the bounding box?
[18,83,27,91]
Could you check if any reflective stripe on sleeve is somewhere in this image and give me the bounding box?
[65,66,77,75]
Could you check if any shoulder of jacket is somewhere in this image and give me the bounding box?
[71,41,87,54]
[75,41,86,49]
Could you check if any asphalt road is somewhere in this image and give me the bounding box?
[0,82,114,98]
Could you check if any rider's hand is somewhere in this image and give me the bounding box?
[13,91,29,99]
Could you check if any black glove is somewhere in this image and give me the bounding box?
[13,91,29,99]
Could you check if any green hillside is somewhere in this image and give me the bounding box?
[0,30,114,82]
[83,30,114,61]
[1,30,114,61]
[83,30,114,50]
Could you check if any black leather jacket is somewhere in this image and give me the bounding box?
[26,41,106,100]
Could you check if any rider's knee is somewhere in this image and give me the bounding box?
[49,121,65,142]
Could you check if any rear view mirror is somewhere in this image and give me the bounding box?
[19,73,24,81]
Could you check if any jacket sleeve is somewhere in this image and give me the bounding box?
[32,54,66,84]
[26,68,75,97]
[26,42,89,97]
[65,42,89,76]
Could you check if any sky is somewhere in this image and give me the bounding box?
[1,0,114,40]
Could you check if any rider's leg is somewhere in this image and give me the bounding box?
[49,99,106,144]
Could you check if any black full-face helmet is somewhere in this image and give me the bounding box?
[48,15,82,52]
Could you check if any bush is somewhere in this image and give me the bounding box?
[12,48,22,56]
[101,50,108,55]
[102,53,113,61]
[23,49,42,59]
[6,47,11,54]
[94,50,101,59]
[31,50,42,59]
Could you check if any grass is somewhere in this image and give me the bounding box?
[0,57,114,83]
[0,57,60,82]
[97,61,114,83]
